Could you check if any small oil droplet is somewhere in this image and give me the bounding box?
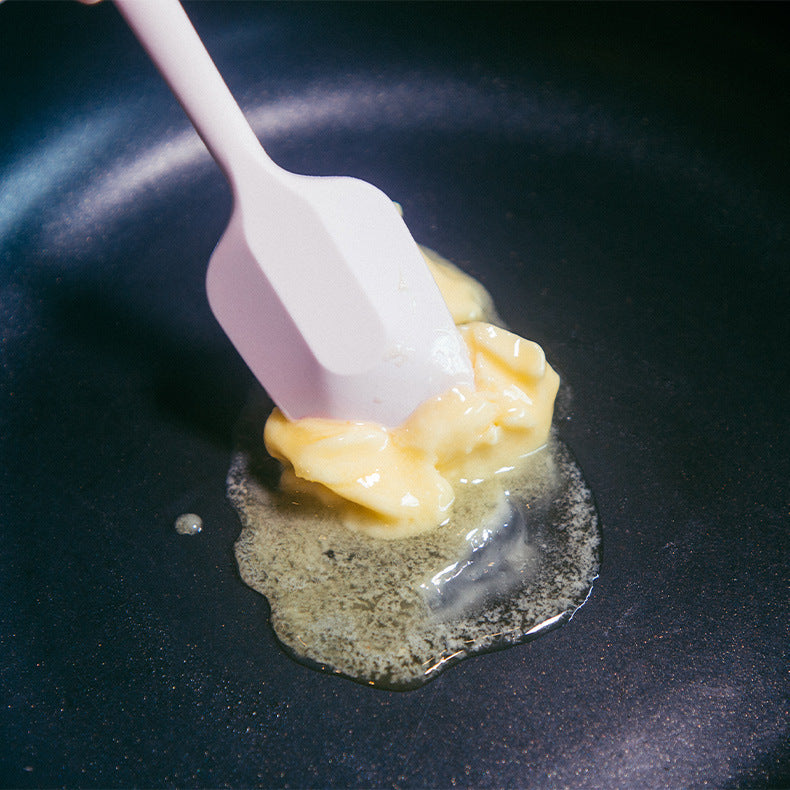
[175,513,203,535]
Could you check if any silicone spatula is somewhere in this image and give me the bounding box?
[111,0,474,426]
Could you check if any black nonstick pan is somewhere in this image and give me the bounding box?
[2,2,787,787]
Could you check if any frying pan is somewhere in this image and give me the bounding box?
[2,2,788,786]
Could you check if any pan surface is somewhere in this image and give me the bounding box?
[1,2,788,786]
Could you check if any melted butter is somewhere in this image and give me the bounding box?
[263,251,560,539]
[420,246,496,325]
[228,247,601,689]
[174,513,203,535]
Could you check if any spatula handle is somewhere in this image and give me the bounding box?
[113,0,272,184]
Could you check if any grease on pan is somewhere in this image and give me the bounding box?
[227,251,600,689]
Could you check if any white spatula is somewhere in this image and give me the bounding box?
[111,0,474,426]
